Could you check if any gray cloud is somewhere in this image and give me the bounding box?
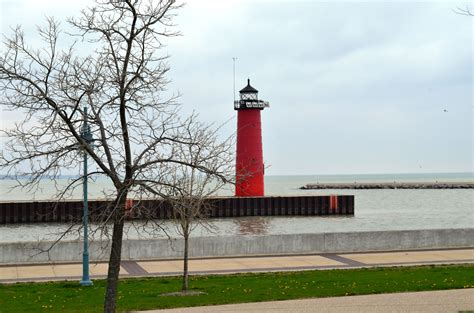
[167,1,472,174]
[1,0,472,175]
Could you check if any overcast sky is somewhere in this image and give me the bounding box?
[1,0,472,175]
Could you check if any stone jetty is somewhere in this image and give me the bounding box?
[300,182,474,190]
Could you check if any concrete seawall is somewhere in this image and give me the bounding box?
[1,228,473,265]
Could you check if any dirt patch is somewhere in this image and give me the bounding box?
[160,290,207,297]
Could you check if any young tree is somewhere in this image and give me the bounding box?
[162,121,234,293]
[0,0,229,311]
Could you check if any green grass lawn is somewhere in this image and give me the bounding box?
[0,264,473,312]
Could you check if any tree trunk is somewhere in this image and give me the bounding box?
[104,196,126,312]
[182,229,189,292]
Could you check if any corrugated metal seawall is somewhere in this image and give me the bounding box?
[0,195,354,224]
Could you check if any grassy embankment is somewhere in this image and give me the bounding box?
[0,264,473,312]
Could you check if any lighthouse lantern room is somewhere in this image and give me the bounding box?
[234,79,269,197]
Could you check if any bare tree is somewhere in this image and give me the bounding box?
[161,121,234,293]
[0,0,231,311]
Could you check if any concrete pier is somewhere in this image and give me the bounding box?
[0,195,354,224]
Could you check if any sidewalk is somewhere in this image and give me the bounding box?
[0,248,472,283]
[139,289,474,313]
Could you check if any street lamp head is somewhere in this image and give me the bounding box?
[81,106,94,145]
[81,125,93,144]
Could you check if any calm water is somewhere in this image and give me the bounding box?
[0,173,472,242]
[1,172,472,201]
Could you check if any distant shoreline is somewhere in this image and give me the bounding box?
[300,182,474,189]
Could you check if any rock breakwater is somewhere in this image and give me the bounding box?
[300,182,474,190]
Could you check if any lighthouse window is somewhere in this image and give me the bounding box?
[241,93,257,101]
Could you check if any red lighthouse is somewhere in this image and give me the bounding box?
[235,79,269,197]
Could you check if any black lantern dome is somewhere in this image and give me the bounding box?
[240,79,258,94]
[234,78,269,110]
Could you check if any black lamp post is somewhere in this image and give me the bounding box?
[80,106,93,286]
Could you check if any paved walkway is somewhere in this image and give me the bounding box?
[139,289,474,313]
[0,248,472,283]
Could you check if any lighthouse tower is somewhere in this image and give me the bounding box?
[234,79,269,197]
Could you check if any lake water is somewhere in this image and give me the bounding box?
[0,172,472,242]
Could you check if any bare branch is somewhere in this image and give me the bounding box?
[454,6,474,16]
